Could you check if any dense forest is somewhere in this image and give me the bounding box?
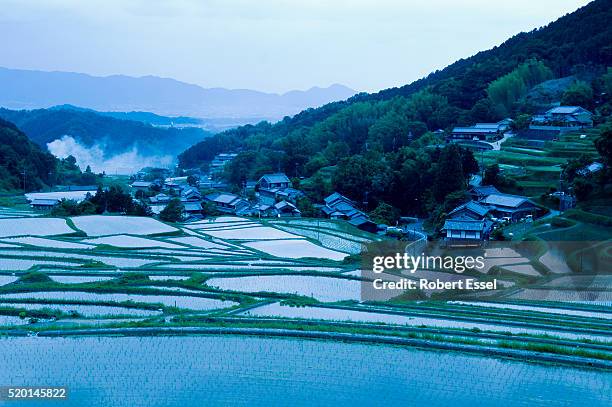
[0,118,100,192]
[177,0,612,221]
[0,106,211,158]
[0,118,55,191]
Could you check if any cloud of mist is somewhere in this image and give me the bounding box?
[47,135,174,175]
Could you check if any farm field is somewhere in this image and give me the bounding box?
[480,129,600,197]
[0,212,609,371]
[2,336,610,407]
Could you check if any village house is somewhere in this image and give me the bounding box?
[542,106,593,128]
[447,201,491,221]
[479,193,538,221]
[348,216,378,233]
[30,198,61,211]
[149,193,171,204]
[272,200,301,217]
[441,219,488,247]
[469,185,501,201]
[320,192,377,232]
[258,173,291,190]
[181,186,202,202]
[130,181,154,192]
[163,181,184,195]
[60,185,99,192]
[256,173,304,205]
[26,190,97,211]
[182,201,203,216]
[204,192,250,214]
[449,119,511,142]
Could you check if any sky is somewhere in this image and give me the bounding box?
[0,0,590,93]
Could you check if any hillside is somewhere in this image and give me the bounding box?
[180,0,610,166]
[49,104,260,133]
[50,105,202,127]
[0,118,56,191]
[0,67,356,120]
[0,107,212,159]
[178,0,611,217]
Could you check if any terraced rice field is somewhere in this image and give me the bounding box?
[484,130,600,196]
[243,239,348,260]
[0,211,609,370]
[71,215,178,236]
[207,275,361,302]
[84,235,184,249]
[0,217,75,237]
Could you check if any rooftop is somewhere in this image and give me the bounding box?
[470,185,500,196]
[442,219,484,231]
[452,127,498,134]
[449,201,490,217]
[211,193,240,204]
[260,173,290,184]
[131,181,153,188]
[30,198,60,206]
[546,106,590,115]
[482,193,530,208]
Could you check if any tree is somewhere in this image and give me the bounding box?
[80,165,97,184]
[77,200,97,215]
[594,125,612,165]
[487,59,553,116]
[511,114,532,131]
[460,148,479,177]
[187,175,199,187]
[295,197,317,217]
[572,178,594,201]
[129,200,153,217]
[469,98,496,122]
[433,145,465,202]
[50,199,82,216]
[201,201,220,217]
[561,81,594,109]
[332,155,375,201]
[159,198,184,222]
[562,155,592,182]
[369,202,399,225]
[483,164,501,186]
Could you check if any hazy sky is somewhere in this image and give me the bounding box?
[0,0,590,93]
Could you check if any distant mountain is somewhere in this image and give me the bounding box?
[0,67,356,119]
[0,107,211,164]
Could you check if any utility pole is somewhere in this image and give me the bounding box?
[22,169,27,192]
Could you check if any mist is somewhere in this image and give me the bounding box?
[47,135,174,175]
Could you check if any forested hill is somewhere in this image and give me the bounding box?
[0,107,212,158]
[179,0,611,169]
[0,118,56,191]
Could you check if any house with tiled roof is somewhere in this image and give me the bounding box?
[480,193,537,221]
[204,192,250,214]
[441,219,488,247]
[448,201,491,220]
[544,106,593,127]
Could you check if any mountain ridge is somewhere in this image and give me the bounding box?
[0,67,356,119]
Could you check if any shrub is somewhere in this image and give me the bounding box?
[18,272,52,284]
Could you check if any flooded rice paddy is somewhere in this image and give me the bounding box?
[0,335,608,407]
